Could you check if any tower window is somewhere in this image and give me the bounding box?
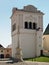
[24,22,28,29]
[29,22,32,29]
[33,23,37,29]
[12,23,16,31]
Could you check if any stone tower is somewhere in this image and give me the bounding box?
[10,5,44,58]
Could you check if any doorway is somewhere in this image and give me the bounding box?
[0,54,4,58]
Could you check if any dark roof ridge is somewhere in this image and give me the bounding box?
[44,23,49,35]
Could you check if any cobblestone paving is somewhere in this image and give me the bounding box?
[0,61,49,65]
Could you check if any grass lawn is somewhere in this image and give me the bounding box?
[24,56,49,62]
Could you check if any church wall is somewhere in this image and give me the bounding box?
[36,31,43,56]
[12,29,36,58]
[43,35,49,50]
[19,29,36,58]
[12,29,42,58]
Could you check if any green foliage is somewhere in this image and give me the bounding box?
[24,56,49,62]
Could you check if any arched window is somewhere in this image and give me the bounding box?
[6,54,10,58]
[24,22,28,29]
[33,23,37,29]
[29,22,32,29]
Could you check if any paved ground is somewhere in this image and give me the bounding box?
[0,61,49,65]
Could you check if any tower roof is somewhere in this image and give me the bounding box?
[12,5,44,16]
[44,24,49,35]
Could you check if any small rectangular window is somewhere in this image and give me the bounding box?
[12,23,16,32]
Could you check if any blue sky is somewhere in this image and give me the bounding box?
[0,0,49,47]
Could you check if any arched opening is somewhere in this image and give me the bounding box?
[24,22,28,29]
[29,22,32,29]
[33,23,37,29]
[6,54,10,58]
[0,54,4,58]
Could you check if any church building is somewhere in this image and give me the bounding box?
[43,24,49,56]
[11,5,44,58]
